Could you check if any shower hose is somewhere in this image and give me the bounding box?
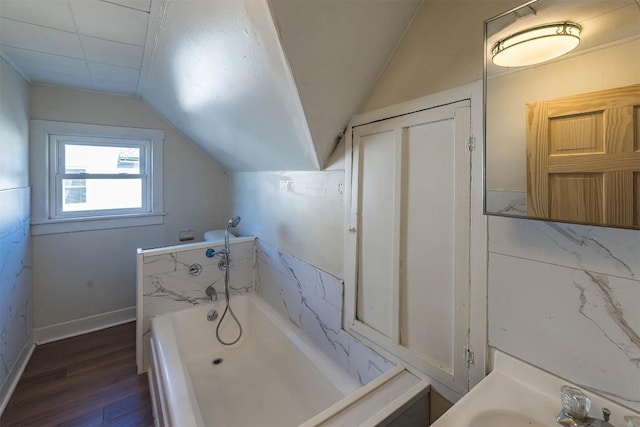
[215,251,243,346]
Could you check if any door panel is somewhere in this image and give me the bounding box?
[356,129,397,338]
[549,173,603,223]
[401,120,456,372]
[549,112,603,155]
[527,84,640,227]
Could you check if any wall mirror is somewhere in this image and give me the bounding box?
[484,0,640,229]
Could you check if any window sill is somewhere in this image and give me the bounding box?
[31,213,165,235]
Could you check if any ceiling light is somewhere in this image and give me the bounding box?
[492,22,581,67]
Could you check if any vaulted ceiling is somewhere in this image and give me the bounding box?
[0,0,422,171]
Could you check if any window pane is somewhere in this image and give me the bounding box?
[64,168,87,204]
[64,144,141,174]
[61,179,143,212]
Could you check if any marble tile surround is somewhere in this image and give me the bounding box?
[139,238,256,370]
[485,190,527,216]
[488,216,640,411]
[0,187,32,394]
[138,237,393,385]
[256,240,394,385]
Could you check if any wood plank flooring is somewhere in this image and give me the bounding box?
[1,322,154,427]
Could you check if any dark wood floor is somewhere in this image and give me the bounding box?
[1,322,154,427]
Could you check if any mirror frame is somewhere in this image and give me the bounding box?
[482,0,640,230]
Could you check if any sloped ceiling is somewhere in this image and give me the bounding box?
[141,0,320,171]
[269,0,421,169]
[0,0,421,172]
[140,0,421,171]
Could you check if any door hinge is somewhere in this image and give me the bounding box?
[464,346,475,366]
[466,136,476,152]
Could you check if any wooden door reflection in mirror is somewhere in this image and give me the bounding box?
[484,0,640,229]
[526,84,640,227]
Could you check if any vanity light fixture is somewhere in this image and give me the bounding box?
[492,22,581,67]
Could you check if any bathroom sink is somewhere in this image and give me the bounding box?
[432,351,639,427]
[469,410,548,427]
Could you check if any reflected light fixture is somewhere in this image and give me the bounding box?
[492,22,581,67]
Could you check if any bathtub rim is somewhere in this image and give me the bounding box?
[137,236,256,257]
[151,319,206,427]
[151,292,362,426]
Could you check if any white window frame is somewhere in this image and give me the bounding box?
[50,135,151,219]
[30,120,165,235]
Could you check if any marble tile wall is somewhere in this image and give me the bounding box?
[256,240,394,385]
[139,239,255,370]
[485,190,527,215]
[0,187,32,394]
[488,216,640,411]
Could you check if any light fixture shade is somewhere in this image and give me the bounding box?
[492,22,581,67]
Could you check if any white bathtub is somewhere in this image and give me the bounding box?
[150,293,360,426]
[150,293,430,427]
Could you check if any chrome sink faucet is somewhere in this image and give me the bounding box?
[556,385,614,427]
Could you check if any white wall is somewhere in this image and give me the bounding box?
[360,0,522,113]
[0,58,32,401]
[0,59,29,190]
[225,140,344,277]
[29,85,228,329]
[227,168,344,278]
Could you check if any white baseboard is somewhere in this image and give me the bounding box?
[0,334,35,416]
[34,306,136,345]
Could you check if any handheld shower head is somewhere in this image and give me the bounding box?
[227,216,241,229]
[224,216,241,254]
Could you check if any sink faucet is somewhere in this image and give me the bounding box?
[556,385,614,427]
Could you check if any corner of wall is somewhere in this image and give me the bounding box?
[0,60,32,408]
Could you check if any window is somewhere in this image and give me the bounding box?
[30,120,164,235]
[52,137,149,218]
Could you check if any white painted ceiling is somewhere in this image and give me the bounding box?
[0,0,422,171]
[0,0,150,94]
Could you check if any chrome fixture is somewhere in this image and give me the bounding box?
[556,385,613,427]
[225,216,241,251]
[216,216,243,346]
[189,263,202,276]
[207,309,218,322]
[205,285,217,302]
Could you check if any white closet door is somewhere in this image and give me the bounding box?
[348,100,472,394]
[353,125,401,340]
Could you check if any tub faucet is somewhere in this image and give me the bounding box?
[556,386,613,427]
[205,285,217,302]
